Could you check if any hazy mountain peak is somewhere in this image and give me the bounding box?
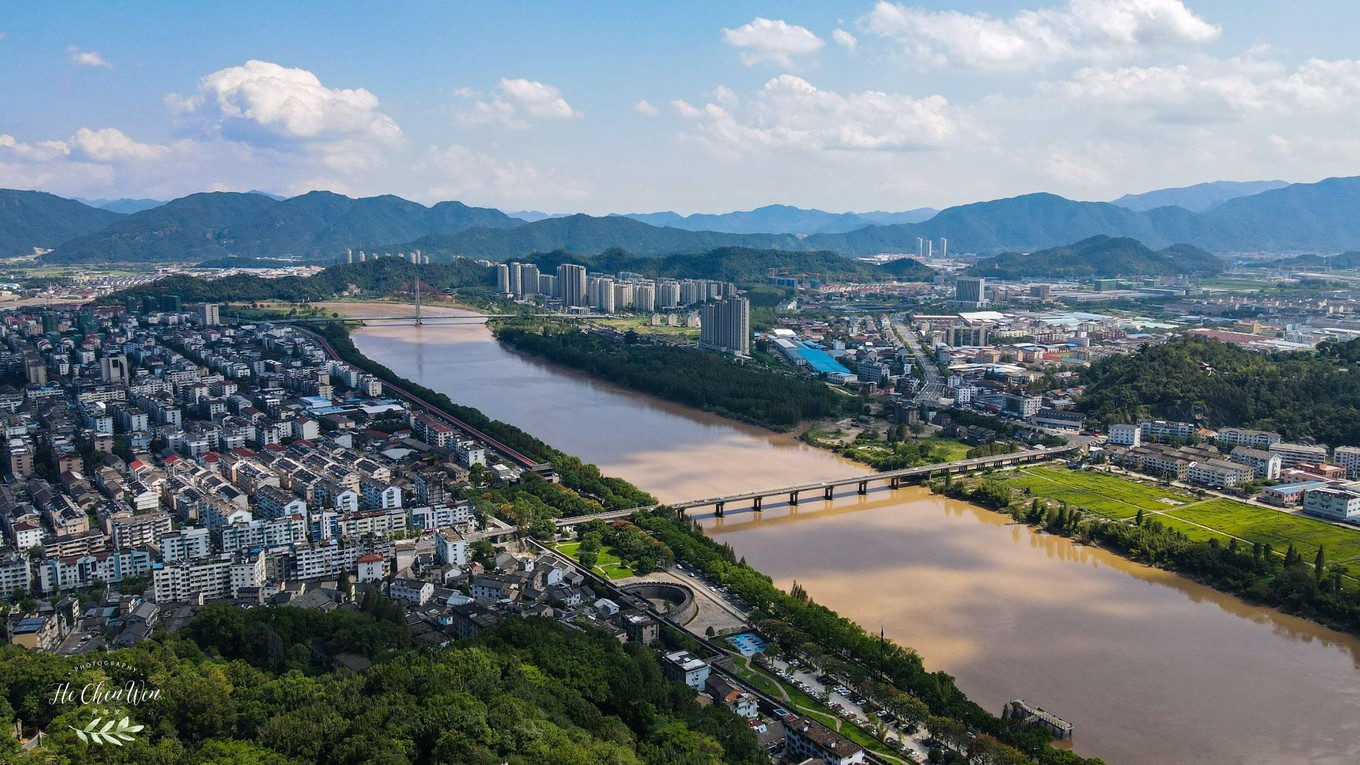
[1111,180,1289,212]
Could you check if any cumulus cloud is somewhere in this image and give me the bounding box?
[674,75,960,153]
[862,0,1219,70]
[723,18,825,68]
[68,46,112,68]
[634,99,659,116]
[169,60,401,171]
[459,78,579,128]
[1050,55,1360,123]
[70,127,170,162]
[832,29,857,52]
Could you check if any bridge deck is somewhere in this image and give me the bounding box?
[672,446,1075,509]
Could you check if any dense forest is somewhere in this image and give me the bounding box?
[93,258,496,307]
[967,236,1222,280]
[1078,335,1360,445]
[0,609,763,765]
[494,322,852,431]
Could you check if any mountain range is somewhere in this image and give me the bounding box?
[40,190,519,262]
[967,236,1222,279]
[620,204,938,234]
[1108,180,1289,213]
[8,175,1360,263]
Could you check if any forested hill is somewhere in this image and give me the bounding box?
[0,609,766,764]
[966,236,1222,279]
[1078,335,1360,445]
[43,190,520,263]
[520,246,934,283]
[92,258,496,306]
[0,189,124,256]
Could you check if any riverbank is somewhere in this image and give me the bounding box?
[333,298,1360,765]
[306,310,1098,765]
[940,468,1360,637]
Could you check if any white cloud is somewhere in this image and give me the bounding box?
[832,29,857,52]
[722,18,825,68]
[634,99,659,116]
[459,78,579,128]
[1050,55,1360,123]
[68,46,112,69]
[169,60,401,172]
[70,128,170,162]
[862,0,1219,70]
[675,75,960,153]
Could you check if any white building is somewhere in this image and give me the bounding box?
[1108,423,1141,447]
[1187,458,1251,489]
[661,650,710,690]
[1215,427,1282,449]
[1332,446,1360,480]
[1229,446,1282,480]
[390,577,435,606]
[436,528,468,566]
[1138,420,1197,441]
[1269,442,1329,469]
[1302,488,1360,522]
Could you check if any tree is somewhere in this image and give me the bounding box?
[1314,545,1326,581]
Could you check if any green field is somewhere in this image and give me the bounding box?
[1163,499,1360,563]
[1008,467,1360,564]
[594,316,700,340]
[1005,466,1194,520]
[555,541,636,579]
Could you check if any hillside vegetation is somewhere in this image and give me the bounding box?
[967,236,1222,279]
[1078,335,1360,445]
[0,610,765,765]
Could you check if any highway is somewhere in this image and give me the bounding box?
[890,312,945,405]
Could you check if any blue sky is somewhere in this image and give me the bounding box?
[2,1,1359,214]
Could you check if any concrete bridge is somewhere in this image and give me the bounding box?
[675,445,1076,517]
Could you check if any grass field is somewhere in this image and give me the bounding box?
[555,541,636,579]
[594,317,700,340]
[1005,466,1194,520]
[1008,466,1360,564]
[1163,498,1360,563]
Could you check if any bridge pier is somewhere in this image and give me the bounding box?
[890,476,901,489]
[753,496,762,512]
[824,486,834,500]
[788,491,799,506]
[858,481,868,495]
[715,501,725,518]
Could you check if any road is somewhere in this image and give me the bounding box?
[890,313,945,405]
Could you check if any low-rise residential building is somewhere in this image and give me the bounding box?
[1107,423,1140,447]
[1216,427,1282,449]
[390,578,435,606]
[1333,446,1360,480]
[783,716,866,765]
[1269,442,1330,469]
[1230,446,1282,480]
[661,650,710,690]
[1139,420,1197,442]
[1187,458,1251,489]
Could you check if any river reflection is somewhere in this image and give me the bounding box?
[336,302,1360,765]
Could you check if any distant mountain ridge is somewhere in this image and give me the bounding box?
[621,204,937,234]
[12,174,1360,263]
[75,197,166,214]
[1110,180,1289,212]
[42,190,521,263]
[0,190,125,256]
[967,235,1222,279]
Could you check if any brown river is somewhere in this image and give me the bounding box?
[334,303,1360,765]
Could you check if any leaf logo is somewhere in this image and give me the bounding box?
[70,716,144,746]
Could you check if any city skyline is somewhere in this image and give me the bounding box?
[3,1,1360,214]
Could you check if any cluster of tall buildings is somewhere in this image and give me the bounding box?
[345,249,428,265]
[496,261,737,315]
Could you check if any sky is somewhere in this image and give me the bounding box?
[2,1,1359,215]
